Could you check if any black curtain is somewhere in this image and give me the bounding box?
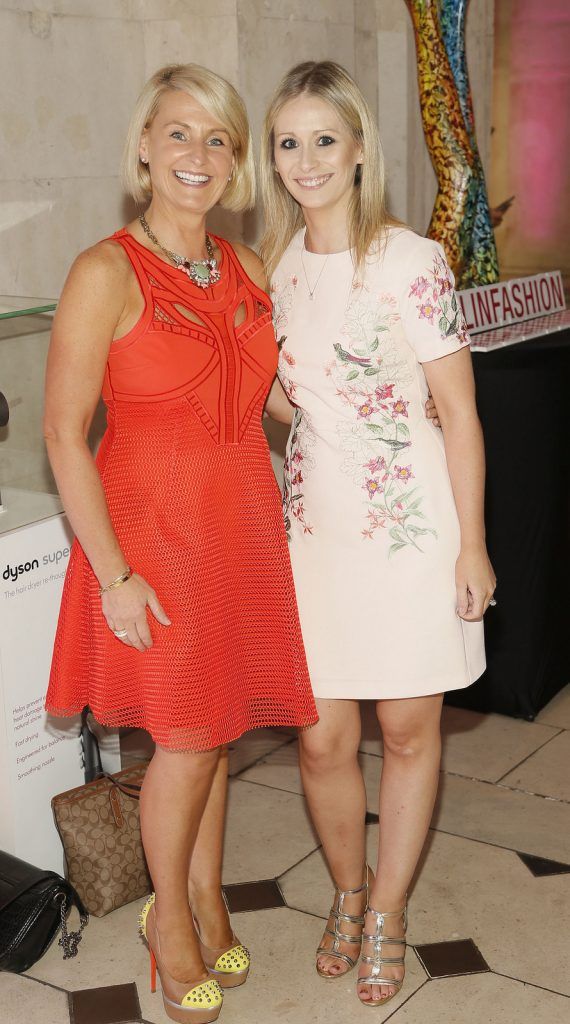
[446,331,570,719]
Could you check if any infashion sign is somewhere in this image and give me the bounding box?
[458,271,565,334]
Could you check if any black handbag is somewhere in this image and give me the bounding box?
[0,850,89,973]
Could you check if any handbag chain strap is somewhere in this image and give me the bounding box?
[56,892,89,959]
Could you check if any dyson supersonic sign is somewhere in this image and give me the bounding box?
[459,271,565,335]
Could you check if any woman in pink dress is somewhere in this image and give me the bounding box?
[259,61,496,1009]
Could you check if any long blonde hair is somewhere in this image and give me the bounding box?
[259,61,396,278]
[122,63,255,212]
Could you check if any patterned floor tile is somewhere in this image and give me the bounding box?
[1,974,69,1024]
[279,846,342,920]
[228,729,294,777]
[69,982,140,1024]
[517,852,570,877]
[432,771,570,861]
[26,898,194,1024]
[18,700,570,1024]
[223,779,320,883]
[249,742,570,862]
[237,739,303,794]
[536,683,570,729]
[500,730,570,801]
[439,706,559,783]
[239,741,383,812]
[223,906,427,1023]
[408,829,570,997]
[281,827,570,998]
[360,702,561,784]
[26,898,148,999]
[413,938,489,978]
[383,972,570,1024]
[223,879,285,913]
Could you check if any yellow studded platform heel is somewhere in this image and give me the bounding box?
[198,936,250,989]
[139,894,224,1024]
[192,890,250,989]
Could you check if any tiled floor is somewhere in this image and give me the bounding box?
[12,687,570,1024]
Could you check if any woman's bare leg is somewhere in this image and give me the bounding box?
[140,744,221,981]
[299,699,368,976]
[188,746,234,948]
[357,693,443,1005]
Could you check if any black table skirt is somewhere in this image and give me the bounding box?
[445,330,570,719]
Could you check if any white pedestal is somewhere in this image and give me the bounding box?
[0,511,119,872]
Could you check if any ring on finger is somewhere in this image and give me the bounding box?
[112,628,129,638]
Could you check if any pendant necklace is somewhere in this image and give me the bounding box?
[300,245,329,301]
[139,213,221,288]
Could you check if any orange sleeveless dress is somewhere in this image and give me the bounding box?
[46,230,317,751]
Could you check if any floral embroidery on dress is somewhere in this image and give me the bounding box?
[271,274,298,341]
[409,250,469,345]
[276,333,298,401]
[272,275,316,539]
[277,335,298,403]
[330,289,437,555]
[282,408,316,541]
[273,276,300,401]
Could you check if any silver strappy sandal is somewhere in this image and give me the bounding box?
[356,904,407,1008]
[316,869,369,979]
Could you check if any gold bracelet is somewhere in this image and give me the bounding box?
[99,567,133,595]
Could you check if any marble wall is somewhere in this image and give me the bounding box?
[0,0,240,300]
[0,0,494,497]
[0,0,495,294]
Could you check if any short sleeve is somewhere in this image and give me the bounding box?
[399,237,470,363]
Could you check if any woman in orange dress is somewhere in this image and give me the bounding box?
[44,64,317,1023]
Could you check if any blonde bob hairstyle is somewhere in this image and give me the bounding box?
[259,61,398,279]
[122,63,255,212]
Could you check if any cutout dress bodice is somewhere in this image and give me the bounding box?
[104,230,276,445]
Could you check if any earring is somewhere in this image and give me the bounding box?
[140,156,148,164]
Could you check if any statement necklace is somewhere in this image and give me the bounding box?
[139,213,221,288]
[300,244,329,301]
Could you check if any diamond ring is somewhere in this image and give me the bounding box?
[113,628,129,638]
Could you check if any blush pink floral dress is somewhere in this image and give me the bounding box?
[272,227,485,699]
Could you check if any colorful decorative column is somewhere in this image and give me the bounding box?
[404,0,499,287]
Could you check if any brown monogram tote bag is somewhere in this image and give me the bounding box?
[51,763,151,918]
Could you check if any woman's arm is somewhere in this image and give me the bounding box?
[231,242,295,427]
[44,243,169,651]
[264,377,294,425]
[423,347,496,620]
[44,244,129,585]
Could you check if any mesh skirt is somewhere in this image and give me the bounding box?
[46,401,317,750]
